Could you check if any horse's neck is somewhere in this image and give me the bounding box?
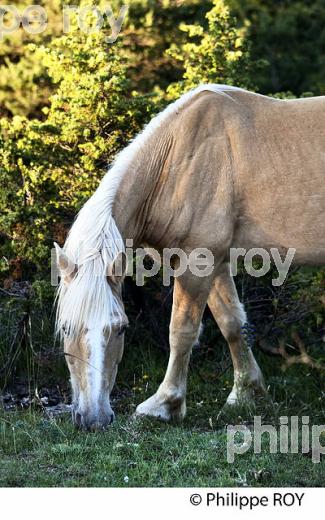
[113,132,172,246]
[113,170,146,245]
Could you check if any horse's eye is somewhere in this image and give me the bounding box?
[118,325,128,336]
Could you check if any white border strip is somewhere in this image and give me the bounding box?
[0,487,322,520]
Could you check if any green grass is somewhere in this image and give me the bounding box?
[0,410,324,487]
[0,340,324,487]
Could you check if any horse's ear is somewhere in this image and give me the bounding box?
[54,242,77,283]
[108,251,127,285]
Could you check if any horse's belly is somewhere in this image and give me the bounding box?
[233,210,325,265]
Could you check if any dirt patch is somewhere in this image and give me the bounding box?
[1,383,71,415]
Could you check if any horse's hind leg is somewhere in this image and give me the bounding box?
[136,269,215,422]
[208,263,266,405]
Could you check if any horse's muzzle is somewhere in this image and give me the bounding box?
[72,407,115,431]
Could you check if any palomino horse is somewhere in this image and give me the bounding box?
[55,84,325,430]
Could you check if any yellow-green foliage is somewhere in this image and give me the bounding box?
[0,33,153,264]
[0,0,64,117]
[0,0,248,268]
[167,0,252,98]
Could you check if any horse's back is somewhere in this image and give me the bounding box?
[227,92,325,263]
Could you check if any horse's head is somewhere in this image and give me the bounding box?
[55,243,128,430]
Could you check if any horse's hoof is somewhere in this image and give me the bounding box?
[135,393,185,423]
[226,379,267,407]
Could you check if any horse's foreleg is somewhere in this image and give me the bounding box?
[136,270,214,422]
[208,263,266,405]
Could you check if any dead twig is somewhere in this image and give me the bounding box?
[279,331,325,370]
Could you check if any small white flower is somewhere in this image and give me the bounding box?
[124,476,129,483]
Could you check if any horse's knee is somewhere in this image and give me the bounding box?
[169,326,201,349]
[221,315,242,343]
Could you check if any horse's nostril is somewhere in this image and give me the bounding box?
[73,411,82,427]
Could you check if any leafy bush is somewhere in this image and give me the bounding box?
[0,32,154,267]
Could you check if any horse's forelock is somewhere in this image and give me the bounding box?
[55,219,125,341]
